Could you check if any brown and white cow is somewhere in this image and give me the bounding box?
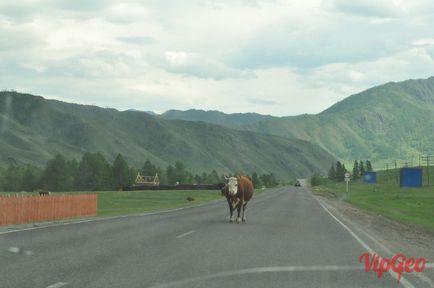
[222,175,253,223]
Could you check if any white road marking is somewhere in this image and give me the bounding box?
[316,199,415,288]
[315,194,434,287]
[176,230,196,239]
[46,282,68,288]
[8,247,20,253]
[324,204,394,255]
[150,265,363,288]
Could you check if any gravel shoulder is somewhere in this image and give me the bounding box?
[311,186,434,285]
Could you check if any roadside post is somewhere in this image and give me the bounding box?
[344,172,350,194]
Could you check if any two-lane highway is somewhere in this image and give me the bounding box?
[0,187,430,287]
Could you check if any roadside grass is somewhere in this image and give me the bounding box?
[97,190,222,216]
[312,175,434,232]
[0,186,275,217]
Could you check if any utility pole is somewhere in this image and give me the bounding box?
[386,163,389,183]
[421,155,434,186]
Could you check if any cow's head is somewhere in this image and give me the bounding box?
[225,176,238,196]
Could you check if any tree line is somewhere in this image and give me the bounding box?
[0,153,279,192]
[328,160,373,181]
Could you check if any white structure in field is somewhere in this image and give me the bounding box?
[135,173,160,186]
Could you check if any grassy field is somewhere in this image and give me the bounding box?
[0,187,274,217]
[97,190,222,216]
[313,169,434,231]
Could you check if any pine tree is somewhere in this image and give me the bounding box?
[112,154,131,190]
[252,172,261,188]
[328,163,336,180]
[22,165,42,192]
[40,154,72,191]
[2,165,25,192]
[141,160,158,176]
[359,161,366,177]
[74,152,111,191]
[174,161,186,183]
[166,165,176,185]
[194,174,202,184]
[352,160,359,180]
[366,160,373,172]
[336,161,344,181]
[208,170,220,183]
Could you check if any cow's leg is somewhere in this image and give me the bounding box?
[227,197,234,222]
[237,192,245,223]
[242,203,247,222]
[236,202,242,223]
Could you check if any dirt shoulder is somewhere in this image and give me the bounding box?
[311,186,434,284]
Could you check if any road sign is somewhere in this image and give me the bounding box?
[344,172,350,193]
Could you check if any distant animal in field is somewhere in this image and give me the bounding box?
[38,191,51,196]
[223,175,254,223]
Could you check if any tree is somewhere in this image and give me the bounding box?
[366,160,373,172]
[112,154,131,190]
[251,172,261,188]
[22,165,42,192]
[158,168,168,185]
[40,154,73,191]
[207,170,220,184]
[335,161,345,181]
[166,160,194,184]
[74,152,111,191]
[260,173,278,187]
[359,160,366,177]
[328,163,336,180]
[166,165,176,185]
[141,159,158,176]
[352,160,359,180]
[194,174,202,184]
[2,165,25,192]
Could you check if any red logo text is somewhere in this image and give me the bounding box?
[359,252,427,283]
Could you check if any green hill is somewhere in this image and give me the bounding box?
[245,77,434,164]
[159,77,434,166]
[161,109,275,128]
[0,91,335,179]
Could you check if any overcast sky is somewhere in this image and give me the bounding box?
[1,0,434,116]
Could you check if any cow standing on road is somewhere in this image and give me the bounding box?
[223,175,253,223]
[221,184,236,222]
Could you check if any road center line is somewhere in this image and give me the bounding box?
[176,230,196,239]
[46,282,68,288]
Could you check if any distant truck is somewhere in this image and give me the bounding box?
[294,180,301,187]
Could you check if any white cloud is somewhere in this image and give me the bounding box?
[1,0,434,116]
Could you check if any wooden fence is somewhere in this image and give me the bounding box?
[0,194,98,226]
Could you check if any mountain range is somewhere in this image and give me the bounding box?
[3,76,433,178]
[0,91,335,179]
[162,76,434,166]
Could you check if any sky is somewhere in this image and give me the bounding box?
[1,0,434,116]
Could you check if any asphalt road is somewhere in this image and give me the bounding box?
[0,186,431,288]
